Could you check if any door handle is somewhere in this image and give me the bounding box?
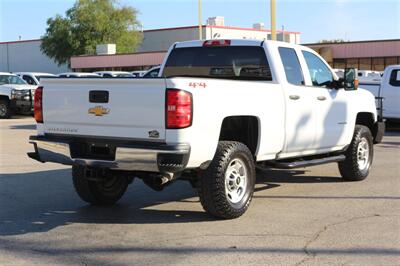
[289,95,300,100]
[317,96,326,101]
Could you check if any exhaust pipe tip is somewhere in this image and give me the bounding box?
[142,173,174,191]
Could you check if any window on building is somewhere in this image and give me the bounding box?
[278,47,304,85]
[346,58,358,69]
[372,58,385,71]
[385,57,398,68]
[359,58,372,70]
[302,51,333,87]
[333,59,346,69]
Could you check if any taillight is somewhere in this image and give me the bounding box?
[166,89,192,129]
[203,40,231,46]
[34,87,43,123]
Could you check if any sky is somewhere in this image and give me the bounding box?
[0,0,399,44]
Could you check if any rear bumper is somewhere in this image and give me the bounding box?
[28,135,190,173]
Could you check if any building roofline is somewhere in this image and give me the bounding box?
[304,39,400,45]
[143,25,206,33]
[208,25,301,34]
[143,25,301,34]
[0,39,41,45]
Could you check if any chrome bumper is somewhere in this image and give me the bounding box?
[28,136,190,173]
[13,90,33,112]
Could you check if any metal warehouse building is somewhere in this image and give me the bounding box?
[306,39,400,71]
[0,39,69,73]
[71,38,400,72]
[71,24,300,71]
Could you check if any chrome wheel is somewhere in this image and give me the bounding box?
[357,137,370,170]
[225,158,248,204]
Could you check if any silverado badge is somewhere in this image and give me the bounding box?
[88,106,110,116]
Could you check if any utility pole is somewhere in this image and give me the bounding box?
[198,0,203,40]
[270,0,276,41]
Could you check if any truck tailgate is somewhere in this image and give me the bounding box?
[41,78,167,141]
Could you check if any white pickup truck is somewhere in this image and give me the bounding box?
[0,72,37,118]
[359,65,400,122]
[28,40,385,219]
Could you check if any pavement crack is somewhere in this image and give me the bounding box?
[295,214,385,266]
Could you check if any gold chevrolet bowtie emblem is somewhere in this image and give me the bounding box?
[88,106,110,116]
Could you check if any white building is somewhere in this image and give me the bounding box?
[138,20,300,53]
[0,39,70,73]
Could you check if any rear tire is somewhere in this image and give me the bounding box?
[72,165,129,205]
[0,100,11,119]
[198,141,256,219]
[338,125,373,181]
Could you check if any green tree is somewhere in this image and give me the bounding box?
[41,0,143,66]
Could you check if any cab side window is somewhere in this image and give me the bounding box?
[23,75,37,85]
[302,51,333,87]
[389,69,400,87]
[279,47,304,86]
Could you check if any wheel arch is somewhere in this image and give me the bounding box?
[218,116,260,157]
[355,112,381,141]
[0,95,10,102]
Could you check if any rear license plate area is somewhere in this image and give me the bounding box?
[70,141,116,161]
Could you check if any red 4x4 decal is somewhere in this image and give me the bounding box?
[189,82,207,88]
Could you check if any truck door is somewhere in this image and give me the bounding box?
[278,47,317,154]
[301,51,349,150]
[383,68,400,119]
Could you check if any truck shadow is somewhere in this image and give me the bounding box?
[0,167,350,236]
[0,169,210,236]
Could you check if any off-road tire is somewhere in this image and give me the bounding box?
[72,165,129,205]
[198,141,256,219]
[338,125,373,181]
[0,99,11,119]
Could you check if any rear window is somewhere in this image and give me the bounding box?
[279,47,304,86]
[162,46,272,81]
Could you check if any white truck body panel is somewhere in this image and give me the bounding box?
[164,78,285,167]
[359,65,400,120]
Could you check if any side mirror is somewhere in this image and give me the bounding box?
[343,68,358,90]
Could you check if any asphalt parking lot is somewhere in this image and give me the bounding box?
[0,117,399,265]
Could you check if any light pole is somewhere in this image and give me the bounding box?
[198,0,203,40]
[270,0,276,41]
